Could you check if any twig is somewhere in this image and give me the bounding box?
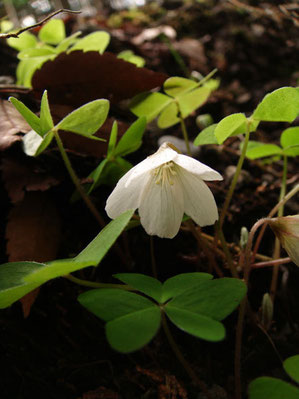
[0,85,31,94]
[251,257,291,269]
[0,9,81,39]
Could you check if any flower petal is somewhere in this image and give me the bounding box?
[125,143,178,187]
[174,153,223,181]
[177,168,219,226]
[138,175,184,238]
[105,170,150,219]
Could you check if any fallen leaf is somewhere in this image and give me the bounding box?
[20,289,40,318]
[5,192,61,316]
[1,155,60,203]
[32,51,168,107]
[0,100,31,150]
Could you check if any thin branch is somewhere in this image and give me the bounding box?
[251,257,291,269]
[0,9,81,39]
[0,85,31,94]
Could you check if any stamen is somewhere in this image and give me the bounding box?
[153,162,177,185]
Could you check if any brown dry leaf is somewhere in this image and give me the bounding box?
[0,99,31,150]
[31,51,167,107]
[20,289,40,318]
[6,192,61,316]
[1,156,60,203]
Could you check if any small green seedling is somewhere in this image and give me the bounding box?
[10,90,109,156]
[130,75,219,129]
[245,126,299,160]
[194,87,299,146]
[7,19,110,87]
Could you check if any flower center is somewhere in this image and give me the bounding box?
[153,161,177,185]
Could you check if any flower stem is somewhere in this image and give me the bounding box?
[270,155,288,299]
[161,312,212,399]
[219,124,251,228]
[54,130,106,227]
[65,274,132,290]
[216,124,250,278]
[180,116,192,156]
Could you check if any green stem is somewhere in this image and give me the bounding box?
[54,130,106,227]
[216,124,251,278]
[180,116,192,156]
[161,313,212,399]
[65,274,132,290]
[54,130,128,266]
[177,68,217,156]
[197,68,218,87]
[270,155,288,299]
[161,35,190,78]
[219,125,251,228]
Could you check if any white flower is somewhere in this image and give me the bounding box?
[105,142,223,238]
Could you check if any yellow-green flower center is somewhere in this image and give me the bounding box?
[153,161,177,185]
